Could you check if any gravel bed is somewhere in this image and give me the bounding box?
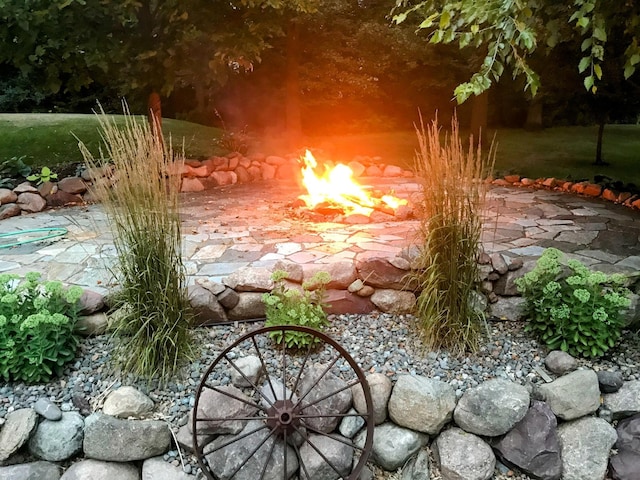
[2,312,639,479]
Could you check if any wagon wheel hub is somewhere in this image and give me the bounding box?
[266,399,302,435]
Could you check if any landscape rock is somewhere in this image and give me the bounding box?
[216,287,240,309]
[339,408,365,438]
[190,385,257,435]
[0,408,38,463]
[352,372,393,425]
[388,375,456,435]
[13,182,38,194]
[0,461,61,480]
[597,370,624,394]
[544,350,578,375]
[230,355,264,388]
[603,380,640,420]
[400,448,430,480]
[370,289,416,314]
[83,413,171,461]
[536,369,600,420]
[273,260,303,283]
[60,459,138,480]
[77,289,105,315]
[142,456,192,480]
[75,313,109,337]
[492,261,535,296]
[490,253,509,275]
[0,188,18,204]
[357,423,428,471]
[33,398,62,421]
[609,413,640,480]
[181,177,205,192]
[57,177,87,195]
[16,192,46,213]
[324,289,375,314]
[493,401,562,480]
[187,284,228,325]
[303,262,357,289]
[227,292,266,320]
[102,386,154,419]
[356,257,410,289]
[175,423,214,454]
[454,379,529,436]
[28,412,84,462]
[299,433,353,480]
[557,416,617,480]
[0,203,21,219]
[298,365,352,432]
[489,297,526,321]
[45,191,83,207]
[434,427,495,480]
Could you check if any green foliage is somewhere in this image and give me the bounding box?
[78,105,195,384]
[27,166,58,185]
[0,156,31,189]
[263,270,330,349]
[0,272,83,383]
[393,0,640,102]
[516,248,631,358]
[410,116,494,355]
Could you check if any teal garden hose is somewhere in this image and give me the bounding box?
[0,227,68,249]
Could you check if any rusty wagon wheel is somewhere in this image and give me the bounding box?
[192,325,374,480]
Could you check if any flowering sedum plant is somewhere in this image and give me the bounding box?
[263,270,331,349]
[516,248,631,358]
[0,272,83,382]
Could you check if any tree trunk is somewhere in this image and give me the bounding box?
[594,120,606,165]
[285,20,302,150]
[470,91,488,147]
[148,90,164,144]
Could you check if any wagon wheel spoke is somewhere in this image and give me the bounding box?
[193,325,374,480]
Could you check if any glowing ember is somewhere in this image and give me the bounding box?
[298,150,407,216]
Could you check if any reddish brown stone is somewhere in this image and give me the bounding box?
[520,178,535,186]
[504,175,520,183]
[235,166,251,183]
[618,192,633,204]
[45,191,83,207]
[632,198,640,209]
[324,289,375,315]
[562,182,573,192]
[58,177,88,194]
[583,183,603,197]
[571,182,588,194]
[602,189,618,202]
[210,171,237,186]
[493,179,510,186]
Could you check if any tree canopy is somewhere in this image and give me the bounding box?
[393,0,640,103]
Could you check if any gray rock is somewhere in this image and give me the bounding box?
[13,182,38,193]
[204,421,298,480]
[352,372,393,425]
[33,399,62,421]
[28,412,84,462]
[0,203,21,219]
[298,365,352,433]
[224,266,274,292]
[16,192,46,213]
[190,385,258,435]
[603,380,640,420]
[388,375,456,435]
[57,177,87,195]
[142,456,191,480]
[494,401,562,480]
[544,350,578,375]
[0,461,61,480]
[60,459,138,480]
[489,297,527,321]
[227,292,266,320]
[370,289,416,314]
[356,423,428,471]
[81,165,112,181]
[102,386,154,419]
[493,261,535,296]
[217,287,240,309]
[187,284,227,325]
[75,313,109,337]
[230,355,264,388]
[260,379,297,409]
[303,262,357,289]
[83,413,171,461]
[339,408,366,438]
[299,433,353,480]
[195,278,226,295]
[400,449,430,480]
[272,260,304,283]
[434,427,495,480]
[610,413,640,480]
[621,292,640,328]
[175,423,214,454]
[454,379,529,436]
[0,409,38,462]
[597,370,624,394]
[557,417,617,480]
[490,253,509,275]
[356,257,411,289]
[76,290,105,315]
[536,369,600,420]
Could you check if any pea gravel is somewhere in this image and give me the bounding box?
[2,312,638,479]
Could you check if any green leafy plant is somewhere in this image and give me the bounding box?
[516,248,631,358]
[0,156,32,189]
[78,105,194,384]
[410,115,495,355]
[263,270,331,349]
[0,272,83,383]
[27,166,58,185]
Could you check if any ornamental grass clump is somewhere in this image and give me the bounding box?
[410,116,494,355]
[0,272,83,383]
[516,247,631,358]
[78,106,194,383]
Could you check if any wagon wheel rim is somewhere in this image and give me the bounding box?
[192,325,375,480]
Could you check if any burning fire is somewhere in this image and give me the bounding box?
[298,150,407,217]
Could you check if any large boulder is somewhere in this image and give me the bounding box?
[352,373,393,425]
[0,408,38,462]
[388,375,456,435]
[227,292,266,320]
[370,289,416,315]
[434,428,495,480]
[28,412,84,462]
[230,355,264,388]
[0,461,61,480]
[142,456,192,480]
[558,417,617,480]
[297,365,352,433]
[400,449,430,480]
[60,459,138,480]
[224,266,274,292]
[453,379,529,436]
[102,386,154,419]
[356,423,428,471]
[610,413,640,480]
[493,401,562,480]
[187,284,227,325]
[356,257,410,289]
[536,369,600,420]
[603,380,640,420]
[190,385,258,435]
[298,433,353,480]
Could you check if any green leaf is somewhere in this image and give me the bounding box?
[42,167,51,176]
[624,65,635,79]
[578,56,590,73]
[394,12,407,24]
[439,11,451,29]
[593,63,602,80]
[593,27,606,42]
[631,54,640,66]
[577,17,589,29]
[581,37,592,52]
[583,75,595,92]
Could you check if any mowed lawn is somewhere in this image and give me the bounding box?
[0,113,638,186]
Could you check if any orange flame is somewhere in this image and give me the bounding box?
[298,150,407,216]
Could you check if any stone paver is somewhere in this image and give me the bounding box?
[0,180,639,292]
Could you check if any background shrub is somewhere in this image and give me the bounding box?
[0,272,83,382]
[516,247,631,358]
